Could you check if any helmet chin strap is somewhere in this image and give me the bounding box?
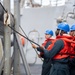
[59,30,64,36]
[73,31,75,36]
[59,30,62,36]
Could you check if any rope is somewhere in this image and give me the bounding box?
[0,2,43,61]
[8,25,40,46]
[0,2,7,12]
[19,25,43,61]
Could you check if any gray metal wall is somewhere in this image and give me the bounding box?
[21,5,75,38]
[21,4,75,64]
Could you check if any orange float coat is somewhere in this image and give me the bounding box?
[20,36,25,46]
[47,35,74,60]
[40,38,54,57]
[70,36,75,59]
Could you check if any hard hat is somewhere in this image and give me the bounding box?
[70,24,75,31]
[57,23,63,30]
[60,23,70,32]
[45,30,53,36]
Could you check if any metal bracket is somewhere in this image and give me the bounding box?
[4,12,10,26]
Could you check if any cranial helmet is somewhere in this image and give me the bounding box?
[70,24,75,31]
[45,30,53,36]
[57,23,70,32]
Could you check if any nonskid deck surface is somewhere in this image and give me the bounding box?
[20,64,42,75]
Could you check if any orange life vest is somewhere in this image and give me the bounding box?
[53,39,70,59]
[42,38,54,47]
[20,36,25,46]
[40,38,54,57]
[70,36,75,58]
[47,35,73,60]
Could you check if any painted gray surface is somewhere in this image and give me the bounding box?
[20,0,75,64]
[21,4,75,37]
[21,6,65,37]
[20,64,42,75]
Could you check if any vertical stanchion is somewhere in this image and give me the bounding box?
[3,0,11,75]
[15,33,31,75]
[13,0,20,75]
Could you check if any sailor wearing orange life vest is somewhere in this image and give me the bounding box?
[32,23,71,75]
[69,24,75,75]
[38,29,54,75]
[69,25,75,59]
[39,30,54,57]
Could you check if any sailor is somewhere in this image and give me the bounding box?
[38,29,54,75]
[32,23,72,75]
[31,29,54,75]
[69,24,75,75]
